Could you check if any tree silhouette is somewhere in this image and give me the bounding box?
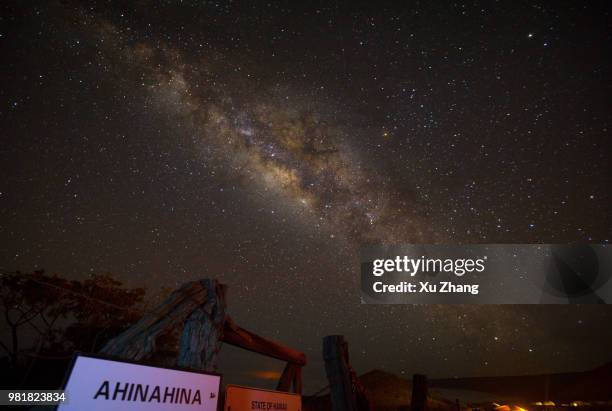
[0,270,73,367]
[64,273,145,352]
[0,270,145,369]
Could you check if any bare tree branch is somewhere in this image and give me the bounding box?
[0,338,10,355]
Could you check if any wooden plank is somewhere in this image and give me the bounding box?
[222,318,307,366]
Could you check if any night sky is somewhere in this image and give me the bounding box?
[1,1,611,393]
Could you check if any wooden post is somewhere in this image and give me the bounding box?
[323,335,369,411]
[177,280,226,371]
[277,363,302,393]
[100,279,226,371]
[293,365,303,394]
[277,362,294,392]
[411,374,428,411]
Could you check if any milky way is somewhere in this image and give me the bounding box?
[94,22,436,246]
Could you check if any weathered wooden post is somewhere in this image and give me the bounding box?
[411,374,428,411]
[323,335,369,411]
[276,363,303,394]
[100,279,226,371]
[177,280,226,371]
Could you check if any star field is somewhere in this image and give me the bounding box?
[1,1,611,393]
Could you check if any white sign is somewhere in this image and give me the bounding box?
[224,385,301,411]
[57,354,221,411]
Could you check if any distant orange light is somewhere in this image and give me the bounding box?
[494,404,528,411]
[252,370,283,380]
